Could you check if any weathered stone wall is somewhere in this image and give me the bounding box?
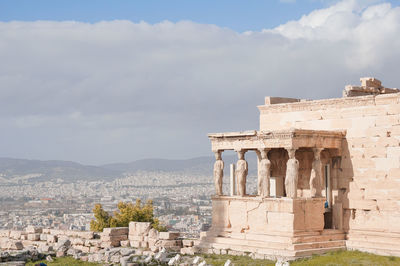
[259,92,400,256]
[211,196,325,234]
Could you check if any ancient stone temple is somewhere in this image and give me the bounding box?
[198,78,400,259]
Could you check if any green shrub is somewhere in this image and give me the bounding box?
[90,199,167,232]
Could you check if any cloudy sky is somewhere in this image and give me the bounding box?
[0,0,399,165]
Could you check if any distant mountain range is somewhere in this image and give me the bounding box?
[0,153,258,182]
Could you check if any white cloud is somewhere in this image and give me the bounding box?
[0,0,399,164]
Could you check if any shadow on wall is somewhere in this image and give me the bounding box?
[337,139,353,232]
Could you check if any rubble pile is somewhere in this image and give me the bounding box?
[0,222,203,265]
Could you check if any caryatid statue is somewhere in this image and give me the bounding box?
[310,148,323,197]
[285,149,299,198]
[258,149,271,197]
[213,151,224,196]
[235,150,248,197]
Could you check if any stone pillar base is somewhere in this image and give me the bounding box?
[196,196,345,259]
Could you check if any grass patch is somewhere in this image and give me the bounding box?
[200,250,400,266]
[291,250,400,266]
[26,256,100,266]
[24,250,400,266]
[201,254,275,266]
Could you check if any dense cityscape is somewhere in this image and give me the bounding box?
[0,170,258,238]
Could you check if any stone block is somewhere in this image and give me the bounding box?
[140,241,149,248]
[267,212,294,232]
[148,239,157,247]
[150,245,159,252]
[0,230,10,237]
[388,168,400,178]
[376,199,400,211]
[38,243,52,253]
[9,231,24,240]
[73,244,85,251]
[375,115,400,127]
[264,198,294,212]
[180,247,195,255]
[128,235,144,241]
[120,240,130,247]
[157,239,182,248]
[373,157,400,171]
[84,239,101,247]
[376,136,400,147]
[333,203,343,230]
[148,228,159,239]
[49,229,65,236]
[130,240,140,248]
[46,234,58,243]
[27,233,41,241]
[228,200,248,230]
[40,233,47,241]
[89,246,100,253]
[42,228,51,234]
[76,231,94,240]
[159,232,180,240]
[227,250,244,256]
[128,222,136,234]
[6,240,24,250]
[247,201,268,232]
[56,250,66,257]
[102,227,129,236]
[100,241,115,248]
[348,199,378,210]
[129,222,151,236]
[211,199,229,228]
[349,210,388,232]
[182,239,194,247]
[101,234,128,242]
[304,199,324,231]
[72,237,84,246]
[26,225,43,234]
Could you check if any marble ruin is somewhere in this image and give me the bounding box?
[213,151,224,196]
[199,77,400,259]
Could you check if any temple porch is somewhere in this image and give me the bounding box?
[197,129,347,260]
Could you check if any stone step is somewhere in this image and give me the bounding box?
[348,230,400,238]
[293,246,345,257]
[238,233,292,243]
[293,229,344,237]
[320,229,345,235]
[293,240,346,251]
[347,235,400,246]
[346,240,400,253]
[198,239,346,259]
[292,233,345,244]
[199,242,298,258]
[202,236,290,250]
[347,245,400,257]
[205,231,345,246]
[199,236,345,252]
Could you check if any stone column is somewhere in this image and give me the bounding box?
[310,148,323,198]
[235,150,248,197]
[285,148,299,199]
[230,164,236,196]
[213,150,224,196]
[257,148,271,197]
